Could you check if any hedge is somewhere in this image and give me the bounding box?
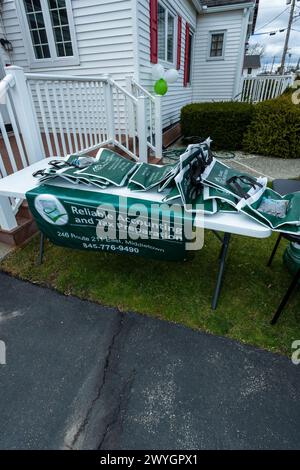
[243,99,300,159]
[180,95,300,158]
[180,102,254,150]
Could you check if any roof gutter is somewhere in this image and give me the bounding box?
[201,2,255,14]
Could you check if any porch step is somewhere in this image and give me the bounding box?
[17,201,32,219]
[163,122,181,148]
[0,210,37,247]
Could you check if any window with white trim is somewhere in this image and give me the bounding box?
[157,2,175,64]
[20,0,78,66]
[48,0,73,57]
[208,31,226,60]
[186,30,193,85]
[23,0,50,59]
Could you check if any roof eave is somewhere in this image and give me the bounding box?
[191,0,203,13]
[202,2,255,14]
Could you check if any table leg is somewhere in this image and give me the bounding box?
[267,233,282,267]
[211,232,231,310]
[38,232,45,265]
[271,267,300,325]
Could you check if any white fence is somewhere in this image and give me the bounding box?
[240,74,294,103]
[0,65,163,231]
[0,72,34,231]
[26,74,110,157]
[127,76,162,160]
[25,70,163,162]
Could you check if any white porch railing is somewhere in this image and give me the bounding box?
[0,66,163,231]
[126,76,162,159]
[26,73,111,158]
[25,70,151,162]
[0,71,38,231]
[240,74,294,103]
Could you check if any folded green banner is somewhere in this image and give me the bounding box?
[202,160,300,234]
[202,158,267,206]
[242,189,300,235]
[128,162,178,192]
[77,148,137,187]
[175,166,217,214]
[30,141,300,236]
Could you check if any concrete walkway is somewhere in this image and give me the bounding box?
[0,243,12,261]
[0,272,299,450]
[168,140,300,181]
[226,152,300,181]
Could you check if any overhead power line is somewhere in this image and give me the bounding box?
[255,7,290,32]
[253,28,286,36]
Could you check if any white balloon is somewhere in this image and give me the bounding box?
[165,68,179,84]
[152,64,165,80]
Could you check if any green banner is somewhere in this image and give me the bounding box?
[26,185,194,261]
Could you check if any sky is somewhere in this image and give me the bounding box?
[249,0,300,70]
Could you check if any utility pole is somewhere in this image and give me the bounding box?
[279,0,296,75]
[271,56,276,74]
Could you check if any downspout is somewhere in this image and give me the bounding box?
[233,6,252,99]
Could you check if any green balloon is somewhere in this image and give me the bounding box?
[154,78,168,96]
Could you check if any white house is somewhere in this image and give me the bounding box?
[0,0,259,130]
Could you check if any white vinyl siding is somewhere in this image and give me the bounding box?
[1,0,135,86]
[1,0,252,130]
[0,19,11,124]
[137,0,197,129]
[0,19,12,74]
[192,10,247,102]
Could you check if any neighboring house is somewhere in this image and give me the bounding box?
[243,54,261,77]
[0,0,259,129]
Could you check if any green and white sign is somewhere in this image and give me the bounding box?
[26,185,195,261]
[30,140,300,243]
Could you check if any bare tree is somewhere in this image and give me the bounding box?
[246,42,265,57]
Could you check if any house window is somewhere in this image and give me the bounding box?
[208,31,226,60]
[157,2,175,64]
[20,0,78,67]
[184,23,193,87]
[167,12,174,62]
[23,0,51,59]
[48,0,73,57]
[186,31,193,84]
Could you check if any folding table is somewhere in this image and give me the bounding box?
[0,158,272,309]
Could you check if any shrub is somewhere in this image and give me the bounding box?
[180,101,254,150]
[277,85,300,107]
[243,99,300,159]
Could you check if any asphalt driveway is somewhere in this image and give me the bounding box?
[0,272,299,450]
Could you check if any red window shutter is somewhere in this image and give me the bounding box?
[177,16,182,70]
[183,22,190,87]
[150,0,158,63]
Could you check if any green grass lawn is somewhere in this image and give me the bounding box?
[1,231,300,356]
